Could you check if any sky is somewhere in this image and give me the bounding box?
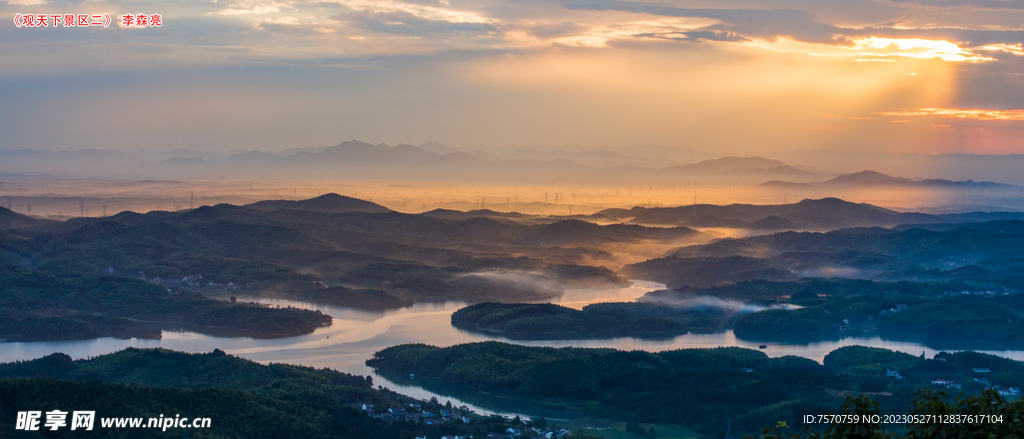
[1,0,1023,155]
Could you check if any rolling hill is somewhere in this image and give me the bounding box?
[245,193,392,213]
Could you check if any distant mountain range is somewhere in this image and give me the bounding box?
[175,141,807,182]
[3,143,1022,187]
[761,170,1016,189]
[0,141,814,183]
[588,197,1024,232]
[770,150,1024,186]
[660,156,811,176]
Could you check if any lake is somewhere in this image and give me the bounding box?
[4,280,1024,417]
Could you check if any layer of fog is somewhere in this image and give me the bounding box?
[639,293,800,316]
[4,176,1021,223]
[450,271,564,303]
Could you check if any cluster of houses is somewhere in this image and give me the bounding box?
[412,426,575,439]
[945,289,1006,296]
[483,426,574,439]
[994,386,1021,397]
[358,401,576,439]
[928,368,1020,397]
[125,268,247,291]
[929,379,962,389]
[883,364,1021,398]
[360,402,471,425]
[118,266,332,293]
[877,304,908,317]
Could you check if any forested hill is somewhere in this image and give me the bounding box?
[451,302,687,338]
[0,348,387,438]
[0,269,332,341]
[0,348,527,439]
[367,342,1024,438]
[625,220,1024,288]
[588,197,1024,230]
[0,347,372,389]
[0,193,705,307]
[244,193,393,213]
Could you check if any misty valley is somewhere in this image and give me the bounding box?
[3,181,1024,438]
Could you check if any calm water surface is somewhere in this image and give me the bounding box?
[4,280,1024,417]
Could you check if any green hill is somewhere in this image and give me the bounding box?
[0,348,503,439]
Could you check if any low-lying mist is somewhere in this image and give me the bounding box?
[4,174,1021,222]
[449,271,564,303]
[638,293,799,316]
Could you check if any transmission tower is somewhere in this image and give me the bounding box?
[27,205,32,217]
[190,191,195,209]
[5,197,11,210]
[79,202,85,218]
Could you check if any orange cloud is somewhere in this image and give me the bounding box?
[979,43,1024,56]
[879,108,1024,121]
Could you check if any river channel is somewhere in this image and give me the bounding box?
[4,280,1024,417]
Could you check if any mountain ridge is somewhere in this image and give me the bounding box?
[761,170,1016,189]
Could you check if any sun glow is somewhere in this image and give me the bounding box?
[979,43,1024,56]
[745,36,992,62]
[851,37,989,62]
[879,108,1024,121]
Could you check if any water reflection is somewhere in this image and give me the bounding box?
[4,280,1024,418]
